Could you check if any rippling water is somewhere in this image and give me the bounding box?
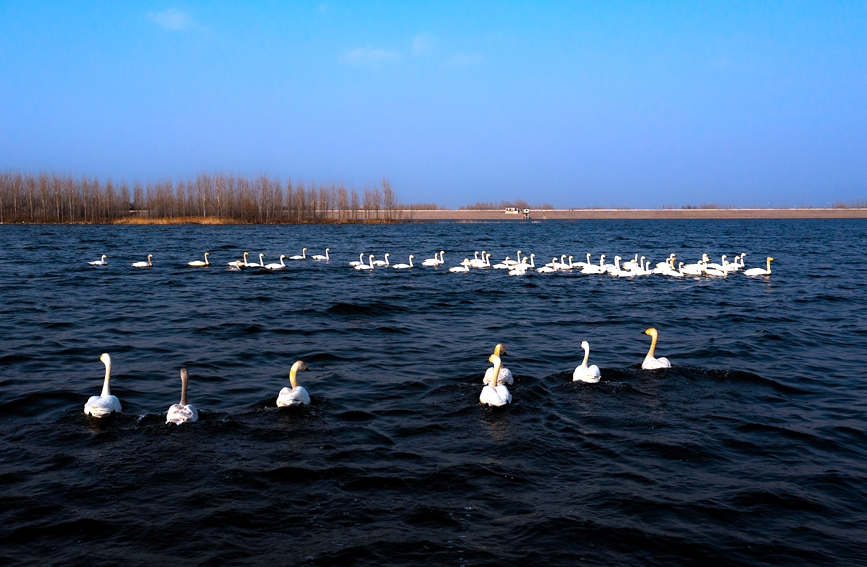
[1,220,866,566]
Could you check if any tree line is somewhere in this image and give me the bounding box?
[0,171,402,223]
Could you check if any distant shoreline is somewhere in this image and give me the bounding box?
[407,208,867,220]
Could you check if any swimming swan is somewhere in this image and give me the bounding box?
[188,252,210,267]
[642,327,671,370]
[166,368,199,424]
[372,253,390,267]
[744,257,773,276]
[573,341,601,383]
[349,253,365,267]
[421,251,444,266]
[83,353,122,418]
[289,248,307,260]
[228,252,249,268]
[480,354,512,406]
[264,255,286,270]
[449,259,471,273]
[392,255,414,269]
[483,343,514,386]
[89,255,108,266]
[311,248,330,261]
[277,360,311,406]
[354,254,375,271]
[246,253,265,268]
[131,254,153,268]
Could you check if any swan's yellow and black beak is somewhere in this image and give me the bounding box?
[644,327,657,336]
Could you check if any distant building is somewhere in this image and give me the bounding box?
[504,207,519,214]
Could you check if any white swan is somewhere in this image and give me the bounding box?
[277,360,311,406]
[311,248,330,261]
[744,256,773,276]
[621,254,640,271]
[349,253,365,267]
[573,341,601,383]
[537,258,558,273]
[166,368,199,424]
[642,327,671,370]
[264,255,286,270]
[655,254,676,271]
[83,353,122,418]
[421,251,445,266]
[608,255,633,277]
[392,255,413,269]
[246,253,265,268]
[503,251,522,267]
[188,252,210,267]
[131,254,153,268]
[354,254,375,271]
[558,255,575,271]
[493,257,511,269]
[508,254,535,275]
[289,248,307,260]
[480,354,512,407]
[483,343,514,386]
[228,252,249,268]
[89,255,108,266]
[573,253,592,269]
[372,253,390,267]
[449,259,471,273]
[469,251,489,269]
[581,254,606,274]
[663,262,686,278]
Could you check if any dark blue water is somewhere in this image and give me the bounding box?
[1,220,866,566]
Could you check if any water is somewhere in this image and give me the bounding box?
[1,220,866,566]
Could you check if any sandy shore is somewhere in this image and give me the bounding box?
[403,208,867,220]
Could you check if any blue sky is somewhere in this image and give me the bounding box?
[1,1,865,207]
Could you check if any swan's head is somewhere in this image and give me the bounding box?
[488,354,501,365]
[180,367,188,381]
[530,253,535,258]
[615,255,621,260]
[569,255,574,259]
[280,254,286,259]
[244,252,249,258]
[384,253,389,257]
[100,352,111,366]
[493,343,507,356]
[289,360,309,388]
[640,256,645,261]
[722,255,727,260]
[147,254,153,259]
[101,255,107,260]
[581,340,589,350]
[409,255,414,259]
[644,328,658,338]
[204,252,209,257]
[303,248,307,252]
[767,257,774,262]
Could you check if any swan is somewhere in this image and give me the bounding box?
[581,254,606,274]
[663,261,686,277]
[228,252,249,268]
[289,248,307,260]
[83,353,122,418]
[503,251,522,267]
[311,248,330,261]
[483,343,514,386]
[246,253,265,269]
[608,255,633,277]
[89,255,108,266]
[392,255,414,269]
[277,360,311,406]
[421,251,445,266]
[705,255,727,271]
[744,256,773,276]
[573,341,601,383]
[680,259,705,276]
[348,253,365,267]
[703,262,728,277]
[655,254,676,270]
[537,258,558,273]
[354,254,375,271]
[509,254,535,275]
[188,252,210,267]
[632,257,652,276]
[469,251,489,269]
[621,254,640,271]
[573,253,592,269]
[642,327,671,370]
[264,255,286,270]
[493,257,511,269]
[480,354,512,407]
[131,254,153,268]
[449,259,471,273]
[372,253,390,267]
[558,255,575,271]
[166,368,199,424]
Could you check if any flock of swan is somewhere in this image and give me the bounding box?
[83,327,672,419]
[89,250,774,277]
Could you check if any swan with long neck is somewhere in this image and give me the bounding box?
[483,343,514,386]
[188,252,210,267]
[277,361,311,406]
[744,257,773,276]
[131,254,153,268]
[289,248,307,260]
[166,368,199,424]
[228,251,249,268]
[581,254,606,274]
[246,253,265,268]
[392,255,413,269]
[354,254,375,270]
[480,354,512,406]
[642,327,671,369]
[573,341,601,382]
[312,248,330,261]
[421,251,445,266]
[349,253,365,267]
[372,253,390,266]
[493,257,511,269]
[89,255,108,266]
[264,255,286,270]
[83,353,122,418]
[449,259,471,273]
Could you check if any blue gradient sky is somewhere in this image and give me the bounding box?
[1,1,865,207]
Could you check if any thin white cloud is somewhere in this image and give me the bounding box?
[339,47,401,67]
[412,33,436,56]
[444,53,486,68]
[148,8,195,31]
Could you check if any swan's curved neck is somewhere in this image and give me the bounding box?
[490,357,501,387]
[204,253,209,265]
[290,363,302,388]
[101,360,112,397]
[582,345,590,366]
[766,258,772,272]
[180,372,188,406]
[646,334,658,359]
[409,256,413,267]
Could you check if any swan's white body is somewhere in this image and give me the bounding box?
[744,257,773,276]
[508,254,535,276]
[642,327,671,370]
[655,254,676,271]
[573,341,601,382]
[131,254,153,268]
[493,257,511,269]
[480,354,512,406]
[228,252,249,268]
[289,248,307,260]
[536,257,558,273]
[469,251,490,269]
[572,253,592,269]
[503,251,522,267]
[372,253,390,267]
[311,248,330,261]
[421,251,444,266]
[166,368,199,424]
[608,256,633,277]
[277,361,311,406]
[349,253,365,267]
[392,255,414,269]
[449,259,471,273]
[83,353,122,418]
[246,253,265,269]
[354,254,375,271]
[581,255,606,274]
[621,254,640,271]
[264,255,286,270]
[483,343,514,386]
[89,255,108,266]
[188,252,210,267]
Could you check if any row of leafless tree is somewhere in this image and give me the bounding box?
[0,171,403,223]
[459,199,554,210]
